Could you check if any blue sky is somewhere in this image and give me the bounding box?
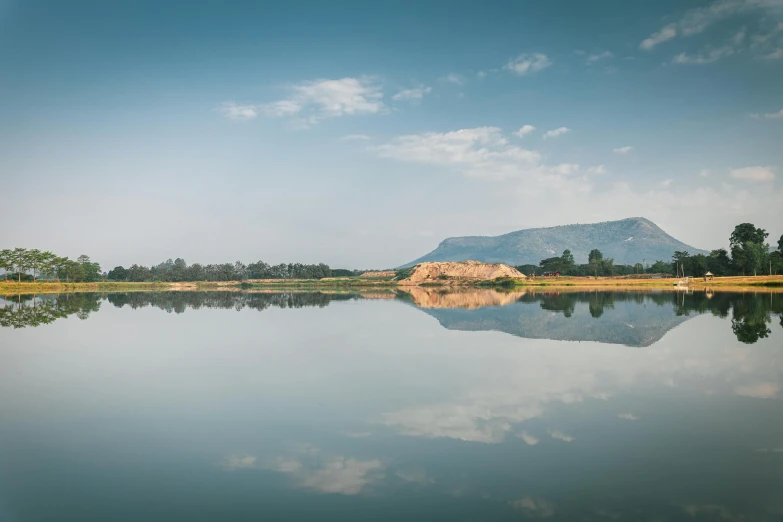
[1,0,782,269]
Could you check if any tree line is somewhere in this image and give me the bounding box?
[518,223,783,278]
[0,248,101,283]
[106,259,360,282]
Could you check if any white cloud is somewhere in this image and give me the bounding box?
[217,102,260,121]
[640,24,677,50]
[586,51,614,64]
[392,86,432,102]
[509,497,555,517]
[735,382,779,398]
[441,73,464,85]
[260,99,302,117]
[223,454,259,470]
[613,146,633,154]
[548,429,575,442]
[382,401,544,443]
[640,0,783,50]
[517,431,540,445]
[513,125,536,138]
[617,413,639,421]
[587,165,607,175]
[285,456,383,495]
[730,166,775,181]
[700,169,711,177]
[761,48,783,59]
[504,53,552,76]
[222,77,385,126]
[543,127,570,139]
[370,127,543,180]
[672,45,735,64]
[764,109,783,118]
[551,163,580,175]
[340,134,371,141]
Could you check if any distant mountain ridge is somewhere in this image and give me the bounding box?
[403,217,708,267]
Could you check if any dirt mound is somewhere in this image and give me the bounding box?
[400,287,527,309]
[360,271,396,278]
[401,261,525,284]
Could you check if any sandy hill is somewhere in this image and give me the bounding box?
[401,261,524,284]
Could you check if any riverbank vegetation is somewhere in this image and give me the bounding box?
[518,223,783,278]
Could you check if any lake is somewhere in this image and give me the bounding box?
[1,289,782,521]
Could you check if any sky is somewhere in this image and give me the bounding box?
[1,0,782,270]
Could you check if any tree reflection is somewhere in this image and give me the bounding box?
[0,293,102,328]
[0,291,361,329]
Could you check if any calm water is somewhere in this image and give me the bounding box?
[1,289,782,522]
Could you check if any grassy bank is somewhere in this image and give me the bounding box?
[0,277,398,295]
[2,274,782,296]
[512,275,783,288]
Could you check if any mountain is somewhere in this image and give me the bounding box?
[403,217,708,267]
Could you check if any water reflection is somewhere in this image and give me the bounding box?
[1,289,782,521]
[407,289,783,346]
[2,289,781,346]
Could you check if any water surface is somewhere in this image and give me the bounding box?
[1,290,782,521]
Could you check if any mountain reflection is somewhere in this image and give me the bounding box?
[1,289,781,346]
[409,289,783,346]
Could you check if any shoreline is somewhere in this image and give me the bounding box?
[1,275,782,296]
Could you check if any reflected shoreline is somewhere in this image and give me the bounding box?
[2,289,781,346]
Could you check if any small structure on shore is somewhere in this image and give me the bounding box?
[704,271,714,281]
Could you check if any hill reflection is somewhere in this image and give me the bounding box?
[407,289,783,346]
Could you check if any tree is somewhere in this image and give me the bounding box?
[770,251,783,275]
[38,251,57,281]
[561,249,575,268]
[730,223,768,275]
[672,251,690,277]
[778,234,783,254]
[108,266,129,281]
[745,242,769,276]
[588,249,603,277]
[76,255,101,282]
[0,249,11,281]
[730,223,768,249]
[539,257,564,273]
[649,260,673,275]
[28,249,44,282]
[127,264,153,282]
[707,249,731,276]
[54,257,70,282]
[689,253,707,277]
[11,248,30,283]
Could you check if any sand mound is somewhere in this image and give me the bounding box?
[400,287,527,308]
[402,261,525,284]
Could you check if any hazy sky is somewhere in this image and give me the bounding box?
[2,0,782,269]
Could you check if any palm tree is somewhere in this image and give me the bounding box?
[0,249,12,281]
